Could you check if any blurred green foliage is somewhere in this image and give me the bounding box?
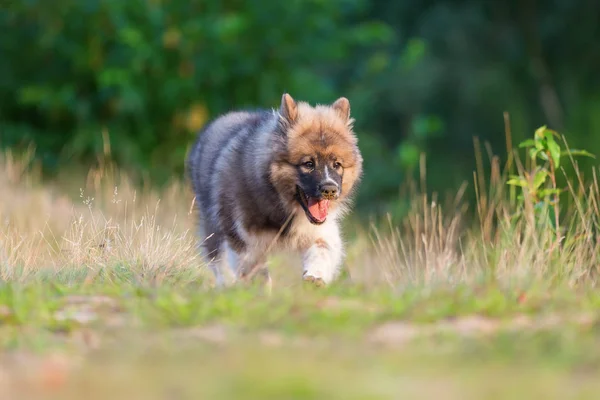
[1,0,600,216]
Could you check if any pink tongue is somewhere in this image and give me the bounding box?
[307,198,330,222]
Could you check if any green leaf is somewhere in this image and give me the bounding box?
[561,149,596,159]
[543,130,556,142]
[533,169,548,189]
[353,22,395,46]
[546,138,561,168]
[118,27,144,48]
[215,14,248,41]
[538,188,563,197]
[366,52,391,74]
[401,38,427,69]
[413,115,444,140]
[396,142,420,169]
[519,139,536,148]
[17,85,52,106]
[507,177,528,188]
[534,138,545,150]
[534,126,548,139]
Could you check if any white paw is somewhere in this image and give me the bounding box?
[302,271,327,287]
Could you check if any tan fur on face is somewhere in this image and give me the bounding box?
[270,96,363,214]
[287,102,356,144]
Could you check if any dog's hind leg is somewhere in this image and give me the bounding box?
[224,242,271,290]
[197,225,227,287]
[206,258,226,287]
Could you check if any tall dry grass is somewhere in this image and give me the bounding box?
[0,139,203,284]
[349,132,600,289]
[1,128,599,289]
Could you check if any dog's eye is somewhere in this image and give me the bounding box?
[333,161,343,170]
[303,161,314,169]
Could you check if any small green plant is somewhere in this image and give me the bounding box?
[507,126,595,237]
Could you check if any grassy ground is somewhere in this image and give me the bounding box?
[2,277,600,399]
[2,141,600,399]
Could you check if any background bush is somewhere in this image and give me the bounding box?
[1,0,599,218]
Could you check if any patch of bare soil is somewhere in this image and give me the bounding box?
[315,295,380,313]
[53,295,126,327]
[368,312,598,347]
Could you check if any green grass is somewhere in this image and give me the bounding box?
[2,271,600,399]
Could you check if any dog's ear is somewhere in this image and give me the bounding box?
[279,93,298,123]
[332,97,351,122]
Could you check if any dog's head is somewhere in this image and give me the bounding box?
[270,93,363,225]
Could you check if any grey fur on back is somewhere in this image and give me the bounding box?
[186,109,289,260]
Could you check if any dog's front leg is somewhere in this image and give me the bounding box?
[301,223,343,285]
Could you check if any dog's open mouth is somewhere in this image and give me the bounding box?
[296,186,329,224]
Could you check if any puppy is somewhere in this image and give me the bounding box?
[186,93,363,286]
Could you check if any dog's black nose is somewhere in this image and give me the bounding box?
[320,183,338,199]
